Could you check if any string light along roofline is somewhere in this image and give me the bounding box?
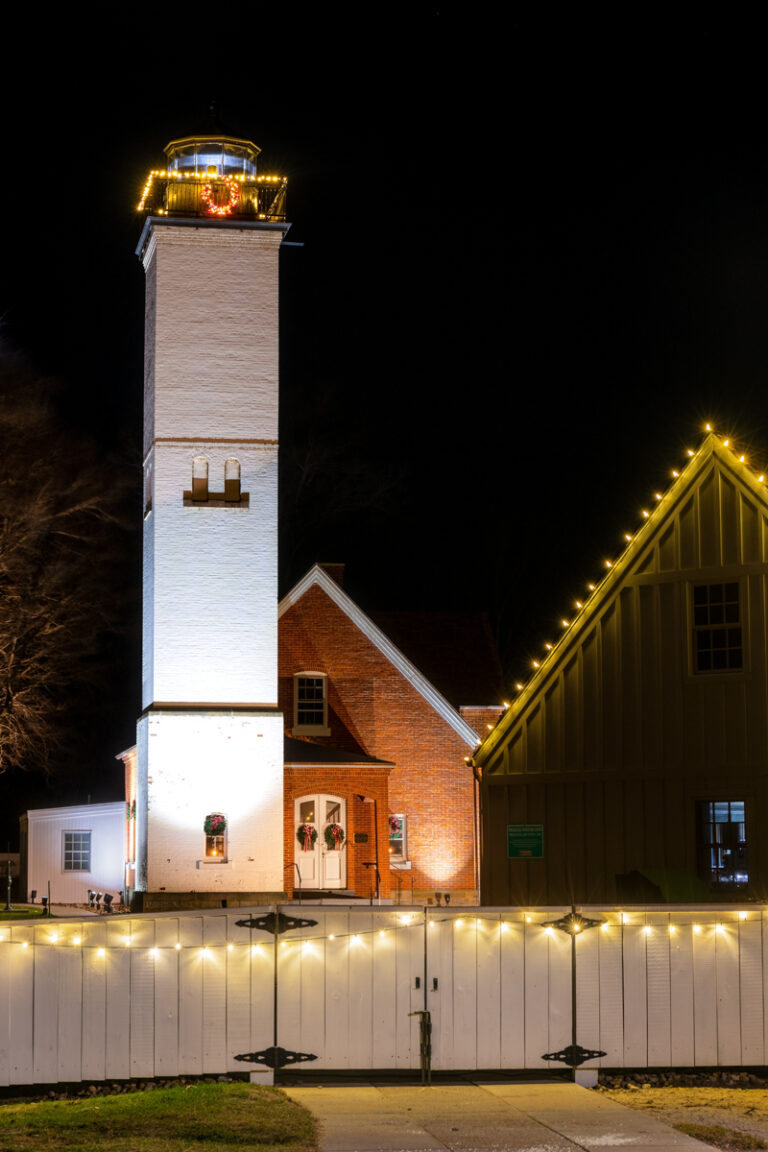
[476,425,768,758]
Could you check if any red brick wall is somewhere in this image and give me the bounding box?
[279,585,478,901]
[284,766,391,897]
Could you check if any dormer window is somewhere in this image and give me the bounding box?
[292,673,330,736]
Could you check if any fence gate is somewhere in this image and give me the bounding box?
[2,904,767,1086]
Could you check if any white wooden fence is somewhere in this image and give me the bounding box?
[0,905,764,1086]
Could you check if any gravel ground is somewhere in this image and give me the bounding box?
[598,1075,768,1150]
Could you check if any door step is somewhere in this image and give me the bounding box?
[290,889,356,900]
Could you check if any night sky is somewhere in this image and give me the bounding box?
[2,13,768,834]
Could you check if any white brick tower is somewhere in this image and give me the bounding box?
[134,135,289,908]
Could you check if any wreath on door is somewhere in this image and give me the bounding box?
[324,823,345,850]
[297,823,318,851]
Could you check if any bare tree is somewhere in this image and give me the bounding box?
[0,344,131,775]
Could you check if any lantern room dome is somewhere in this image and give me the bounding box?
[164,135,261,179]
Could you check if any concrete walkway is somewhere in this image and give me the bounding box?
[285,1081,712,1152]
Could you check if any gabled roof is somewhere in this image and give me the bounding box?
[278,564,482,747]
[474,431,768,764]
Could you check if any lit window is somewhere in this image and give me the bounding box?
[192,456,209,502]
[292,673,330,735]
[63,831,91,872]
[693,582,742,672]
[698,801,748,889]
[389,814,407,861]
[204,813,227,860]
[224,458,241,502]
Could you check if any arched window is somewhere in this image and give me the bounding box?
[192,457,209,502]
[224,458,241,502]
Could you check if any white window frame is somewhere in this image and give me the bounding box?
[388,813,410,868]
[63,830,91,872]
[292,672,331,736]
[202,813,228,863]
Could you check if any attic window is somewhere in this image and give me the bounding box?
[693,582,742,673]
[292,673,330,736]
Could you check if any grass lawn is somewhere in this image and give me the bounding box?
[0,1081,318,1151]
[0,905,45,921]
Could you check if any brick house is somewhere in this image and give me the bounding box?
[279,563,503,903]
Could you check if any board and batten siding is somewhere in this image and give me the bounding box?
[478,441,768,905]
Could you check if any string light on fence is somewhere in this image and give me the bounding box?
[3,905,762,955]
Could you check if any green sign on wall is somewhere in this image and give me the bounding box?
[507,824,544,859]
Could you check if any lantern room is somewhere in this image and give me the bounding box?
[138,134,287,222]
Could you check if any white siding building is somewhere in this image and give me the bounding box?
[20,803,125,906]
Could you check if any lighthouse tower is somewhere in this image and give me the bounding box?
[134,135,289,909]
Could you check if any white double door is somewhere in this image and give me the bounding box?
[295,794,347,889]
